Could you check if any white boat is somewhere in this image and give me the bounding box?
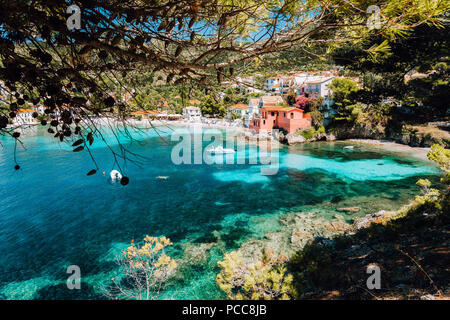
[343,146,354,150]
[110,170,122,180]
[206,146,236,154]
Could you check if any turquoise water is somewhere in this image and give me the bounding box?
[0,126,440,299]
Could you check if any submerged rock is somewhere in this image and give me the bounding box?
[227,211,352,260]
[180,242,216,266]
[337,207,360,213]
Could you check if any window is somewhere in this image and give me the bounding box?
[284,112,286,118]
[273,120,275,124]
[290,113,294,119]
[263,120,265,125]
[271,112,274,116]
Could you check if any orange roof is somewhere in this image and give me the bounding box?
[280,107,303,112]
[18,108,35,113]
[158,101,169,107]
[228,104,248,109]
[272,83,280,87]
[188,99,201,104]
[132,110,160,115]
[262,106,284,111]
[262,106,303,112]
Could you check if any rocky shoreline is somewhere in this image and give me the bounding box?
[276,123,449,149]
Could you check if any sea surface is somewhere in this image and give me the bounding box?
[0,125,440,299]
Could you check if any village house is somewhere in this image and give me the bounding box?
[260,95,284,108]
[227,104,250,119]
[13,108,36,125]
[188,99,201,105]
[32,105,45,115]
[265,72,336,97]
[243,98,262,127]
[279,75,295,94]
[249,106,311,134]
[304,77,334,99]
[271,82,281,94]
[264,76,282,92]
[248,98,261,116]
[291,74,334,98]
[264,75,294,94]
[182,106,202,122]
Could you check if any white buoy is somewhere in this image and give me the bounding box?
[110,170,122,180]
[343,146,354,150]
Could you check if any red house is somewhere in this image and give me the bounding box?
[249,106,311,134]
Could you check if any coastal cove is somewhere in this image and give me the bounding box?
[0,125,441,299]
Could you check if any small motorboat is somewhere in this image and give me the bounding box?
[343,146,354,150]
[206,146,236,154]
[110,170,122,180]
[157,176,169,180]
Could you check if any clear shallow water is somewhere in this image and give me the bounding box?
[0,126,440,299]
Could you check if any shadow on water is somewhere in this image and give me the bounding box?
[288,200,449,299]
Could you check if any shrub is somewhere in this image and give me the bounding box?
[105,236,177,300]
[427,144,450,184]
[216,247,295,300]
[298,126,325,140]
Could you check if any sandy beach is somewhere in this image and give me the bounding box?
[345,138,431,160]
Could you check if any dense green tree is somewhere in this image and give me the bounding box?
[328,78,361,122]
[222,87,248,107]
[329,78,358,104]
[200,95,226,117]
[332,22,450,117]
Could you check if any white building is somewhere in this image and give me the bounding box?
[182,106,202,122]
[260,95,284,107]
[13,109,36,125]
[243,98,262,127]
[32,105,45,114]
[264,76,281,92]
[304,77,334,99]
[248,98,260,115]
[227,104,249,119]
